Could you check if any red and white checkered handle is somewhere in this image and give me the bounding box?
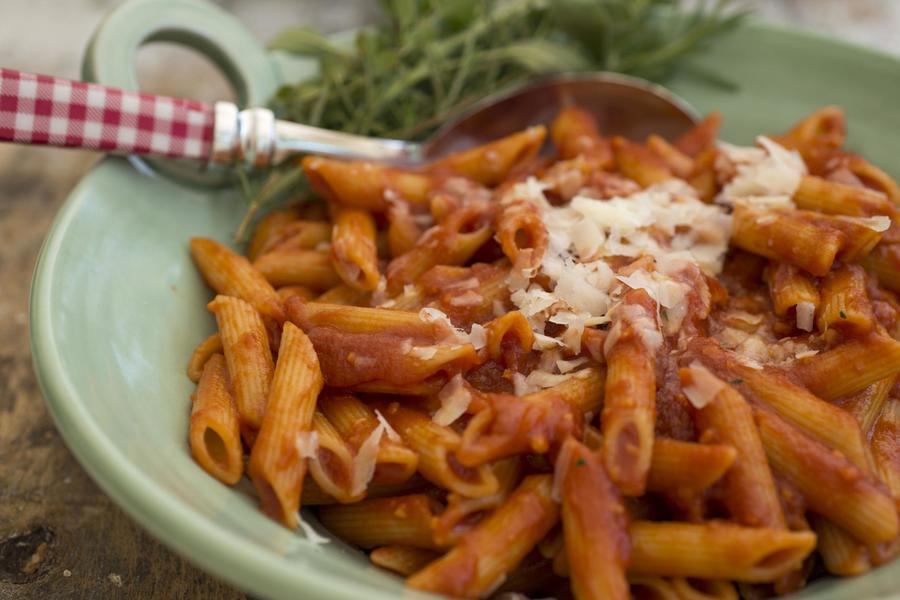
[0,68,214,160]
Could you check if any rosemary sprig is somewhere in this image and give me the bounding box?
[235,0,747,241]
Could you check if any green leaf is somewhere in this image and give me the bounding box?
[267,26,351,61]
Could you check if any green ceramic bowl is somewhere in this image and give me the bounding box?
[29,1,900,598]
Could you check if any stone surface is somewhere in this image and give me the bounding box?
[0,1,896,597]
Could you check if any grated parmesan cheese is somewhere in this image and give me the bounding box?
[374,409,401,441]
[681,361,727,409]
[351,423,384,496]
[796,301,815,332]
[719,136,806,206]
[433,374,472,426]
[296,513,331,545]
[295,431,319,459]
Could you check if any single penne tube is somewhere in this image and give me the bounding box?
[288,300,430,335]
[252,249,342,290]
[407,474,559,597]
[186,332,223,382]
[207,295,274,431]
[190,237,285,321]
[585,427,735,496]
[386,200,424,257]
[627,521,816,583]
[628,576,681,600]
[612,136,673,187]
[308,411,359,504]
[645,438,736,497]
[802,212,884,262]
[793,334,900,400]
[247,322,324,528]
[427,126,546,186]
[318,494,442,549]
[351,378,446,397]
[550,106,613,165]
[816,264,874,334]
[812,516,872,576]
[793,174,895,217]
[670,578,738,600]
[843,376,894,434]
[603,292,658,495]
[730,204,843,277]
[330,207,381,291]
[257,220,333,256]
[529,366,606,417]
[318,394,418,486]
[485,311,534,363]
[775,106,845,153]
[755,408,898,545]
[871,399,900,500]
[370,546,441,576]
[861,243,900,293]
[647,134,694,178]
[764,262,818,329]
[377,402,498,498]
[845,154,900,203]
[303,155,432,211]
[688,146,719,203]
[675,112,722,157]
[684,366,786,529]
[315,284,371,306]
[689,337,869,470]
[189,354,242,485]
[561,438,631,600]
[493,197,548,270]
[276,285,317,302]
[246,205,302,260]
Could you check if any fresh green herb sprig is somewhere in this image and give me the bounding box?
[235,0,747,240]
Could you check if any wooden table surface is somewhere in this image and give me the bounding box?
[1,1,897,598]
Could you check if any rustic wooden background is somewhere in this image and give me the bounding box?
[1,1,898,598]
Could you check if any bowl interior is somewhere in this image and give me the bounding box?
[31,22,900,600]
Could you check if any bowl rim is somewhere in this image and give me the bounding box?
[29,20,900,600]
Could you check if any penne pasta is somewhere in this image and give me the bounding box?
[189,354,242,484]
[252,248,342,290]
[755,408,898,545]
[207,295,274,432]
[407,474,559,597]
[329,207,381,291]
[181,106,900,596]
[186,332,223,382]
[377,402,499,498]
[683,366,785,529]
[560,438,631,600]
[247,322,324,528]
[191,237,285,321]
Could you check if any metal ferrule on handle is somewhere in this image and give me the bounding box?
[209,101,421,168]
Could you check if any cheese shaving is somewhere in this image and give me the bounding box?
[374,409,401,441]
[719,136,806,205]
[468,323,487,350]
[295,431,319,459]
[681,362,727,409]
[433,374,472,426]
[796,301,815,332]
[351,423,384,496]
[296,513,331,545]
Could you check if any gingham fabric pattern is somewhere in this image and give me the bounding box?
[0,69,214,160]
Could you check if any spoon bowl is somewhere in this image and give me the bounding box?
[420,72,700,161]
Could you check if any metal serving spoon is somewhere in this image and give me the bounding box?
[0,69,697,170]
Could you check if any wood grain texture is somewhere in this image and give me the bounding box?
[0,0,896,598]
